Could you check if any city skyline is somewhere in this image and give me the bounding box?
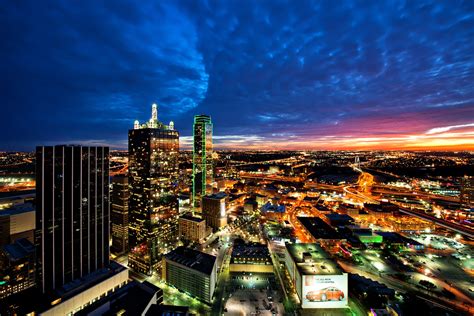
[1,1,473,151]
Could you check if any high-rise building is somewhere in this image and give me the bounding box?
[35,145,110,294]
[111,175,129,255]
[162,246,216,303]
[201,193,227,231]
[128,104,179,275]
[460,176,474,209]
[192,115,213,208]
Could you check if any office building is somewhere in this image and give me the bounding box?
[284,243,348,309]
[162,246,217,303]
[0,238,36,299]
[460,176,474,208]
[128,104,180,275]
[111,175,129,255]
[0,202,35,246]
[179,214,208,243]
[192,115,213,208]
[36,145,110,294]
[202,193,227,231]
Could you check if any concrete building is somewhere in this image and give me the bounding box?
[162,246,217,303]
[75,280,162,316]
[179,214,208,243]
[202,193,227,231]
[284,243,348,309]
[0,202,35,246]
[0,238,36,299]
[229,239,273,273]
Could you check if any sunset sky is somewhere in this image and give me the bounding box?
[1,0,473,151]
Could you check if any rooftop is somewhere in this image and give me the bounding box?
[180,214,205,223]
[0,202,35,216]
[204,192,227,200]
[285,243,342,276]
[164,246,216,275]
[2,238,35,260]
[297,216,342,240]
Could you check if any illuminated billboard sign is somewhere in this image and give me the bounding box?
[301,274,348,309]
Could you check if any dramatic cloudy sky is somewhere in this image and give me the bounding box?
[1,0,473,151]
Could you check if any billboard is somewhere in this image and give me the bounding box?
[301,274,348,309]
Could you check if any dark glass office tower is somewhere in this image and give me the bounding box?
[192,115,213,208]
[111,175,129,255]
[35,145,110,294]
[128,104,179,275]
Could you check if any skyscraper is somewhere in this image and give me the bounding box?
[460,176,474,208]
[128,104,179,275]
[35,145,110,294]
[192,115,213,208]
[110,175,129,255]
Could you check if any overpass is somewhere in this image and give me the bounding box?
[396,206,474,239]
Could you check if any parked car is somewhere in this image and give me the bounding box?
[306,287,344,302]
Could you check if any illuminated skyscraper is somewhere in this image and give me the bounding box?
[35,145,110,293]
[460,176,474,208]
[110,175,129,255]
[192,115,213,208]
[128,104,179,275]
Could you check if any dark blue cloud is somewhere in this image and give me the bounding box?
[0,0,473,150]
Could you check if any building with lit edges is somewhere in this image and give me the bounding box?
[110,175,129,255]
[192,114,213,208]
[35,145,110,293]
[128,104,180,275]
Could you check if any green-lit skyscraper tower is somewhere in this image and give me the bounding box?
[192,115,213,208]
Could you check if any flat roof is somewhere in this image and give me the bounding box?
[297,216,341,240]
[204,192,227,200]
[3,238,35,260]
[231,242,271,260]
[164,246,216,275]
[0,202,35,216]
[180,214,205,223]
[285,243,342,276]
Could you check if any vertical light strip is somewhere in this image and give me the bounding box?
[41,147,45,293]
[62,146,65,284]
[95,146,98,270]
[80,146,83,278]
[71,146,74,279]
[88,147,91,274]
[101,147,104,266]
[52,147,55,288]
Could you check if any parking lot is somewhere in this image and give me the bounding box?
[224,273,284,316]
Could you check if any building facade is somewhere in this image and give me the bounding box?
[0,203,35,246]
[128,104,179,275]
[202,193,227,231]
[35,145,110,294]
[162,247,216,303]
[460,176,474,209]
[178,214,208,243]
[0,238,36,299]
[192,115,213,208]
[111,175,129,255]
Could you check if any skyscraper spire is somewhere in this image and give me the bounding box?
[152,103,158,122]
